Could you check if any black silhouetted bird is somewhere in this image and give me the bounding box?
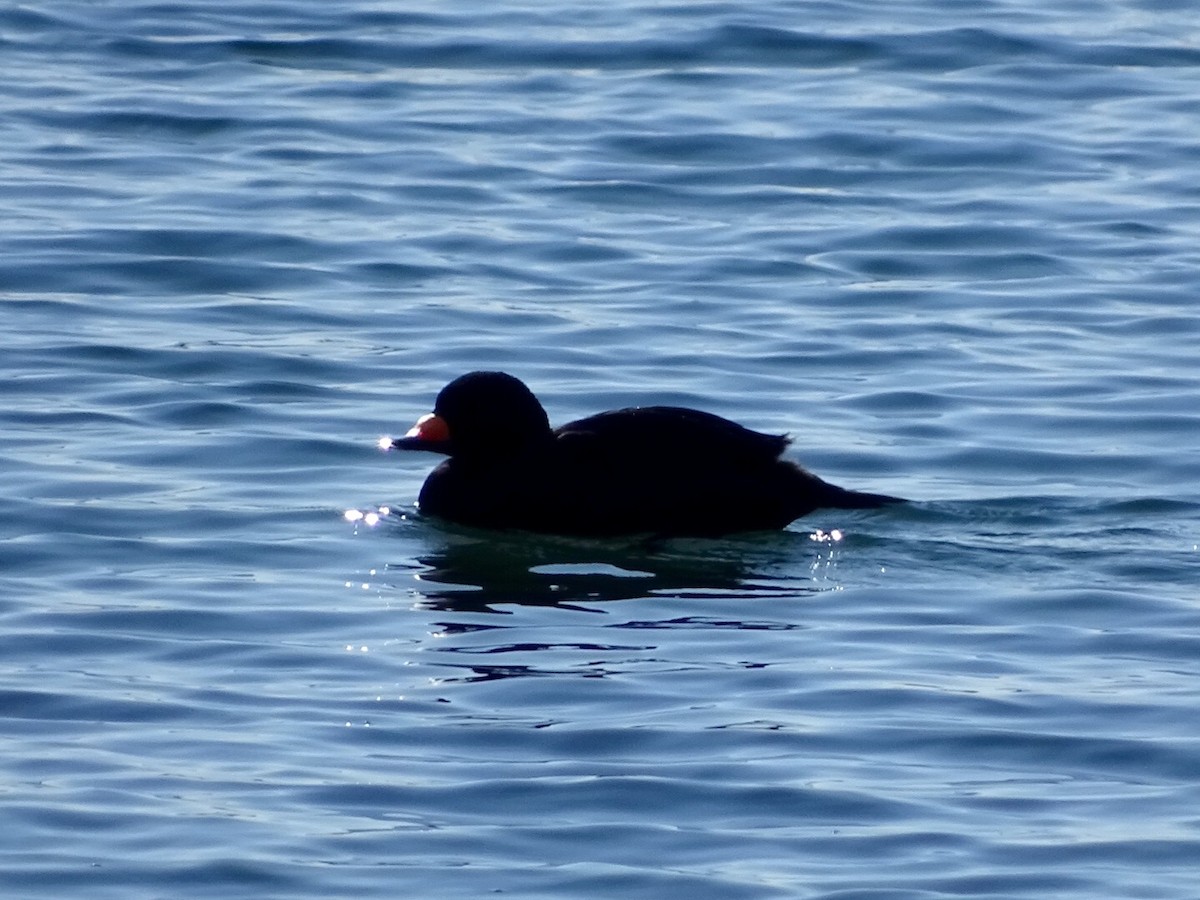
[383,371,902,537]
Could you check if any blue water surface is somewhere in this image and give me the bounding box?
[3,1,1199,898]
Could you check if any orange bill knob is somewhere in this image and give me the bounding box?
[405,412,451,442]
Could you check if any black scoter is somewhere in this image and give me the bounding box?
[383,371,901,537]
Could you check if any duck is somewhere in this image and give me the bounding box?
[382,371,902,537]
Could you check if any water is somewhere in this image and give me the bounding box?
[3,1,1199,897]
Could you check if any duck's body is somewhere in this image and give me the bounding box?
[384,372,901,537]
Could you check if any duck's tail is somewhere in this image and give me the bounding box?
[821,483,904,509]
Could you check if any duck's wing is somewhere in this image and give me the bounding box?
[553,406,789,463]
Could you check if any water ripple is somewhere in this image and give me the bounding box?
[4,1,1200,898]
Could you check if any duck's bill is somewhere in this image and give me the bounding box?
[380,435,449,452]
[379,412,453,453]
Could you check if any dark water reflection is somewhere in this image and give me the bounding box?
[395,522,815,612]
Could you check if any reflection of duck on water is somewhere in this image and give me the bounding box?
[398,527,809,613]
[400,531,811,685]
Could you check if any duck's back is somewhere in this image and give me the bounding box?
[556,406,790,464]
[537,406,814,536]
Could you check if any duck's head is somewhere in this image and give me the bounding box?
[382,371,552,458]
